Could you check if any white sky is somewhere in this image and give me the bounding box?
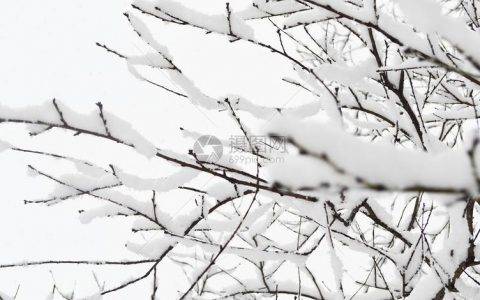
[0,0,309,298]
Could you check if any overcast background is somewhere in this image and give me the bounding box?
[0,0,310,298]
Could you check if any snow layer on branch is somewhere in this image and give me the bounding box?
[246,203,277,238]
[455,279,480,300]
[206,181,253,200]
[397,0,480,69]
[295,66,343,126]
[83,189,152,221]
[126,13,322,121]
[225,247,306,265]
[195,218,239,232]
[313,0,376,24]
[73,160,109,178]
[431,203,471,274]
[424,105,480,123]
[169,68,323,119]
[283,8,336,29]
[377,59,437,72]
[66,105,157,158]
[173,235,307,265]
[313,58,378,87]
[0,139,11,153]
[243,201,274,228]
[376,14,431,55]
[79,203,132,224]
[166,68,322,120]
[43,173,117,200]
[407,270,444,300]
[238,0,309,20]
[126,234,174,258]
[53,101,105,133]
[126,13,173,59]
[83,293,102,300]
[226,94,322,120]
[127,53,173,69]
[139,0,254,39]
[167,70,218,109]
[0,102,61,124]
[266,119,475,192]
[115,167,199,192]
[0,292,13,300]
[102,112,156,157]
[0,101,157,158]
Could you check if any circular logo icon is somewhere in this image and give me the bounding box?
[193,135,223,162]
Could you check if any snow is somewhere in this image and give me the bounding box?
[455,279,480,300]
[3,0,480,298]
[397,0,480,69]
[238,0,308,20]
[283,8,336,29]
[0,100,158,158]
[115,167,199,192]
[73,160,109,178]
[138,0,255,39]
[205,182,240,199]
[266,118,475,193]
[102,111,157,157]
[79,203,131,224]
[312,0,376,24]
[295,66,343,127]
[0,102,61,124]
[0,291,13,300]
[126,13,174,59]
[126,234,174,258]
[170,234,307,265]
[312,57,378,87]
[89,189,152,218]
[0,139,11,152]
[406,270,444,300]
[127,53,173,69]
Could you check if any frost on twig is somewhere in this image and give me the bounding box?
[3,0,480,298]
